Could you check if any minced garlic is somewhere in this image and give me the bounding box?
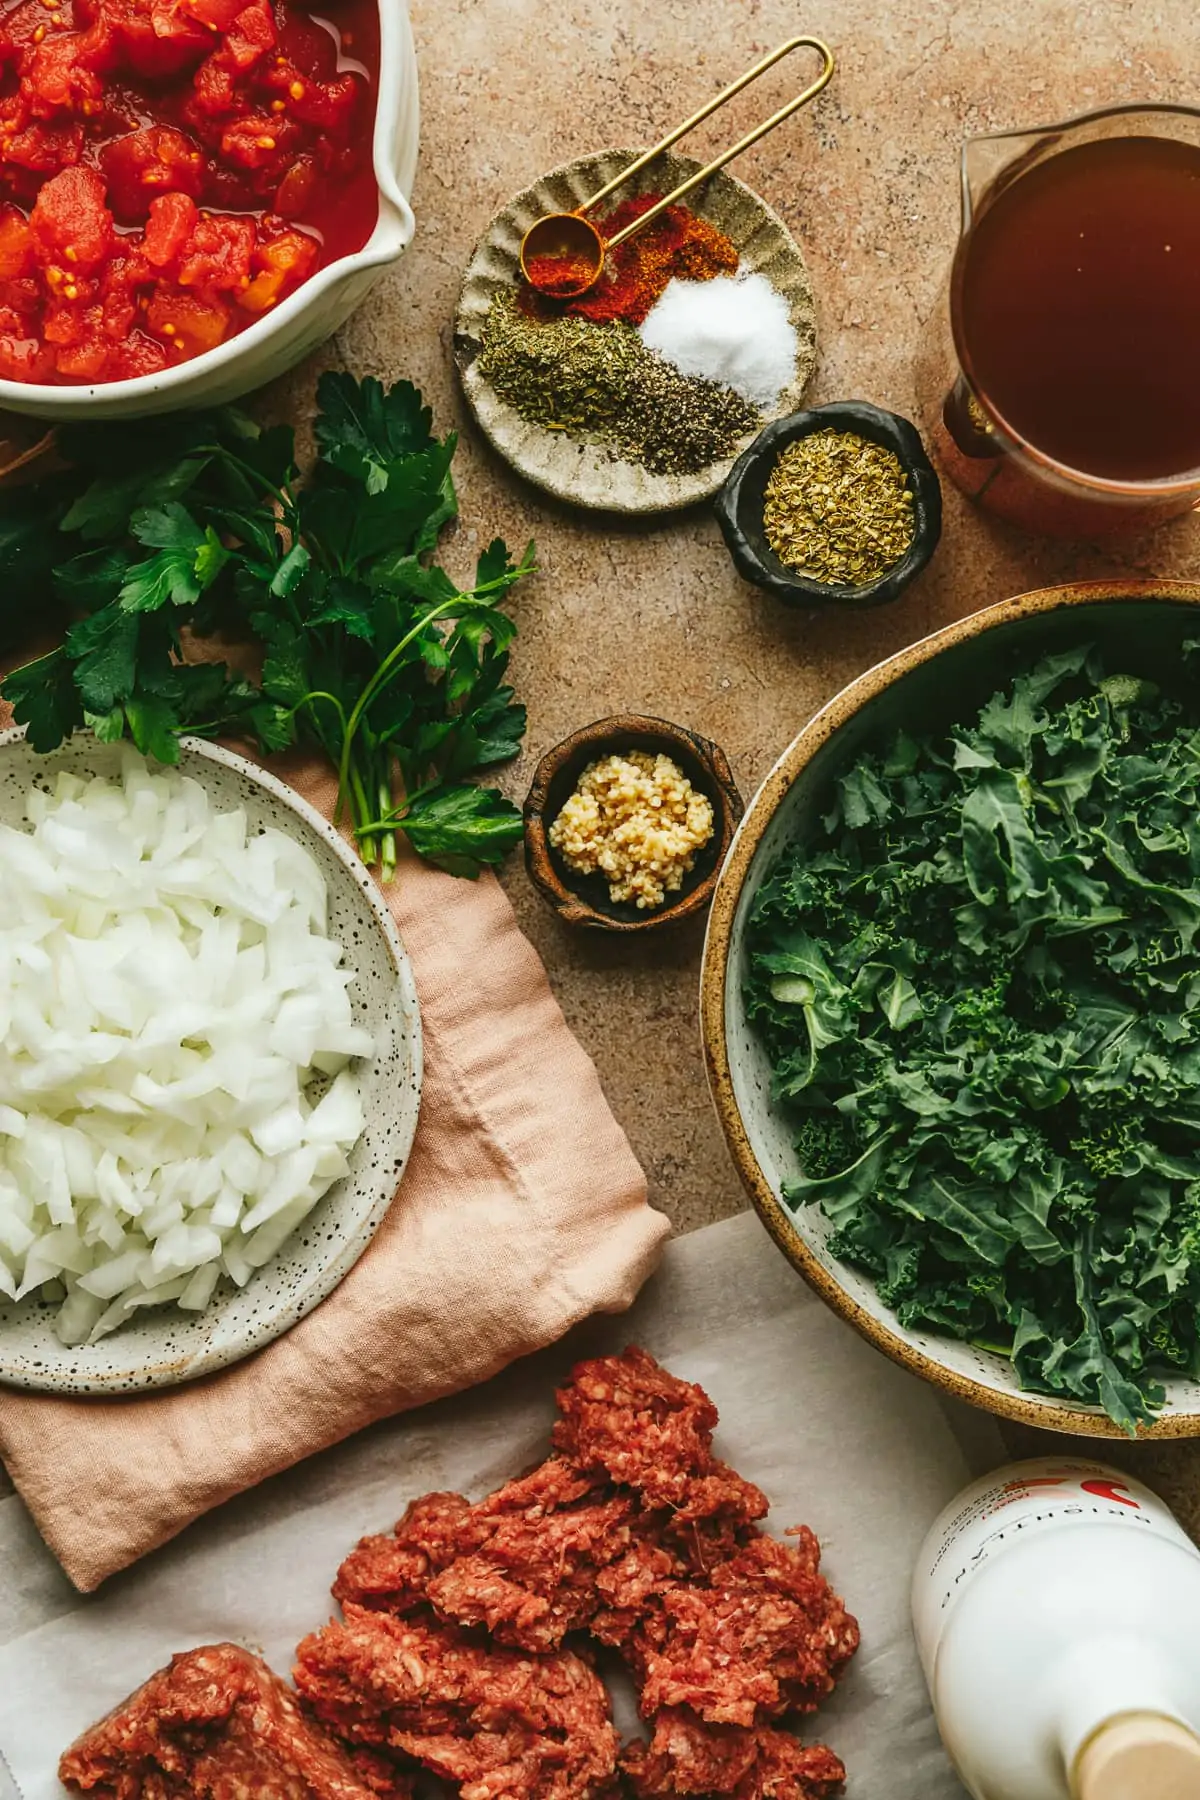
[548,750,715,910]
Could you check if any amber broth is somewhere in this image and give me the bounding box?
[956,135,1200,483]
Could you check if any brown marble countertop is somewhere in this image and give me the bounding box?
[7,0,1200,1507]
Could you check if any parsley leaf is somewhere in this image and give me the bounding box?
[63,607,142,712]
[0,375,534,885]
[399,784,524,875]
[54,546,133,612]
[0,481,76,650]
[118,504,229,611]
[124,693,181,763]
[306,578,376,641]
[314,371,436,492]
[463,681,528,767]
[4,650,83,751]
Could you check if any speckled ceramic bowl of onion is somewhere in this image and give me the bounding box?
[454,149,817,515]
[0,730,422,1394]
[0,0,419,423]
[702,580,1200,1439]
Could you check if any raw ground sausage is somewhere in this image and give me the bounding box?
[58,1642,414,1800]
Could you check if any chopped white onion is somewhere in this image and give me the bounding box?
[0,751,372,1344]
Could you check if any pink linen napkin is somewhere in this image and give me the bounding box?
[0,748,670,1591]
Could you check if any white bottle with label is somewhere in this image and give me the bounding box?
[912,1458,1200,1800]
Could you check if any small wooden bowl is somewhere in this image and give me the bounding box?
[524,715,744,932]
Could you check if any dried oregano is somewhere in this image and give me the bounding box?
[762,429,915,587]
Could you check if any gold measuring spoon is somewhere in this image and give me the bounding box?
[519,37,835,299]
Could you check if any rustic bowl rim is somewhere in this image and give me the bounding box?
[524,712,744,932]
[700,578,1200,1439]
[714,400,943,609]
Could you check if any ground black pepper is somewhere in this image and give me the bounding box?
[478,291,758,476]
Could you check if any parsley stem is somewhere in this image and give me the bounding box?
[335,563,526,794]
[352,771,386,859]
[349,764,372,844]
[354,777,437,837]
[335,591,466,825]
[290,690,349,731]
[199,444,298,524]
[378,778,398,882]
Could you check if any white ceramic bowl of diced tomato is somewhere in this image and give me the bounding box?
[0,0,417,418]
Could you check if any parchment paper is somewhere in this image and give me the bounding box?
[0,1213,1002,1799]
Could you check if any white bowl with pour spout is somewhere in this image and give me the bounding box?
[0,0,418,422]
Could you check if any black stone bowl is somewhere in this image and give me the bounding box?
[714,400,943,609]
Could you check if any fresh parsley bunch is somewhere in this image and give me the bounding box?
[0,373,535,879]
[746,645,1200,1434]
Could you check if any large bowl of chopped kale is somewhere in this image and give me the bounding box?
[701,581,1200,1437]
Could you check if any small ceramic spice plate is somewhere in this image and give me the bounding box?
[454,149,818,515]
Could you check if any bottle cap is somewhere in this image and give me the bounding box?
[1075,1714,1200,1800]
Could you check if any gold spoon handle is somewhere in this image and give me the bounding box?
[582,37,835,251]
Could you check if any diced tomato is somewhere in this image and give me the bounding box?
[31,164,113,268]
[147,282,227,352]
[0,208,34,279]
[41,292,93,347]
[178,0,243,30]
[272,152,313,217]
[0,276,41,317]
[275,10,337,79]
[0,330,54,379]
[24,27,111,118]
[96,254,137,333]
[218,110,296,169]
[176,208,251,286]
[0,91,29,132]
[0,0,376,385]
[2,0,68,61]
[54,330,110,378]
[43,277,103,336]
[149,0,210,49]
[141,187,197,264]
[222,0,274,67]
[293,72,354,132]
[186,50,237,118]
[102,0,210,78]
[238,222,313,311]
[101,288,135,336]
[4,119,85,174]
[101,123,204,218]
[260,62,356,133]
[106,327,168,377]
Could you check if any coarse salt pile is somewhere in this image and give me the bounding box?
[638,270,798,411]
[549,751,715,911]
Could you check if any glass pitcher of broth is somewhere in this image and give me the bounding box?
[918,103,1200,537]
